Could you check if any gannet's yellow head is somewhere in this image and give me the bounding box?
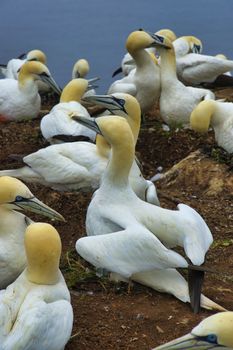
[126,30,159,53]
[25,222,61,285]
[18,61,61,94]
[156,29,177,42]
[27,49,47,65]
[190,100,216,132]
[72,59,90,79]
[82,93,141,144]
[60,78,88,103]
[153,312,233,349]
[180,36,203,54]
[0,176,64,221]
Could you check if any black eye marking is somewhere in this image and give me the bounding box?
[117,98,125,106]
[39,72,49,78]
[155,34,164,43]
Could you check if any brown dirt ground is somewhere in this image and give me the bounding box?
[0,87,233,349]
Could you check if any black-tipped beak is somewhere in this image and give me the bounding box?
[112,67,123,78]
[87,77,100,90]
[71,115,102,135]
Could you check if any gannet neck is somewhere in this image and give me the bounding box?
[60,78,88,103]
[25,222,61,285]
[124,97,141,145]
[0,176,32,204]
[27,49,47,65]
[190,100,216,132]
[157,44,177,82]
[112,93,141,145]
[100,117,135,187]
[72,59,90,79]
[96,135,110,158]
[193,312,233,347]
[156,29,177,42]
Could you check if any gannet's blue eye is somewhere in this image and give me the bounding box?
[118,99,125,106]
[15,196,24,202]
[206,334,217,344]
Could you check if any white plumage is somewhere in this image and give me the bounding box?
[75,116,222,310]
[40,79,96,144]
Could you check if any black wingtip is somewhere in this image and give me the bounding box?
[112,67,123,78]
[188,266,205,314]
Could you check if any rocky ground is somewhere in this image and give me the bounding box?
[0,87,233,349]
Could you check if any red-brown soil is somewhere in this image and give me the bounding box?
[0,88,232,349]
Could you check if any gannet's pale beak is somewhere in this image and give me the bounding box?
[153,333,212,350]
[87,77,100,90]
[39,73,62,95]
[112,67,123,77]
[71,115,102,135]
[144,30,171,49]
[83,94,127,115]
[12,196,65,222]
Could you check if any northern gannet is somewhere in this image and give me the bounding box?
[173,35,202,58]
[112,29,177,77]
[191,99,233,153]
[72,59,96,97]
[0,49,47,79]
[83,93,160,205]
[0,222,73,350]
[40,78,96,144]
[108,30,163,114]
[175,36,233,85]
[150,32,215,125]
[0,61,61,122]
[152,312,233,349]
[0,176,64,289]
[75,116,223,311]
[0,94,158,204]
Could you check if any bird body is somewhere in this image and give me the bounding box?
[191,99,233,153]
[0,61,60,121]
[0,223,73,350]
[0,78,40,121]
[40,79,96,144]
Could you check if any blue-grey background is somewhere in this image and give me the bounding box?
[0,0,232,92]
